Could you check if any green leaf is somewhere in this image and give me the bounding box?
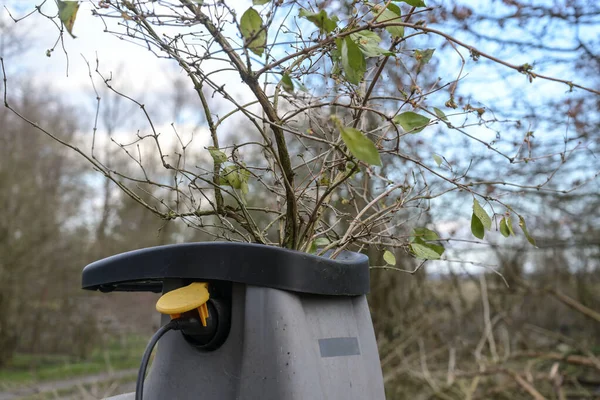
[428,242,445,256]
[314,237,330,247]
[506,216,515,236]
[433,107,448,121]
[433,154,443,167]
[239,165,250,180]
[339,125,382,166]
[308,241,317,254]
[471,213,485,239]
[410,227,439,242]
[56,0,80,38]
[358,43,394,58]
[253,0,270,5]
[518,216,537,246]
[319,174,331,186]
[415,48,435,64]
[351,30,381,44]
[374,3,404,38]
[410,239,444,260]
[208,147,227,163]
[221,164,250,190]
[240,8,267,56]
[402,0,426,7]
[409,229,444,260]
[393,111,431,133]
[473,199,492,230]
[410,243,438,260]
[350,31,393,58]
[239,181,249,204]
[499,217,510,237]
[383,250,396,265]
[345,161,359,176]
[298,9,338,34]
[341,36,366,85]
[221,165,241,188]
[280,73,294,93]
[240,180,249,195]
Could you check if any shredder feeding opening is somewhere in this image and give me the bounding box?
[81,242,370,296]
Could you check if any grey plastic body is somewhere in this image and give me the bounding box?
[109,283,385,399]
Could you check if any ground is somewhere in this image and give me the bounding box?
[0,335,147,400]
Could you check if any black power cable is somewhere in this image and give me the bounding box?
[135,318,204,400]
[135,320,176,400]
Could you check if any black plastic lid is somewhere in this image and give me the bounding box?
[82,242,369,296]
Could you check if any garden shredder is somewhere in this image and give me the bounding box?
[82,242,386,399]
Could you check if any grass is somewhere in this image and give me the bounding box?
[0,334,147,390]
[17,373,138,400]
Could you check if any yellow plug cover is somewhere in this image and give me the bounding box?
[156,282,210,326]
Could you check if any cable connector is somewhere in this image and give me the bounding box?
[170,317,205,332]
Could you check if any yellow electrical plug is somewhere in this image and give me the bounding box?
[156,282,210,326]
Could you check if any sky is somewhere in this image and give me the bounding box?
[2,0,587,136]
